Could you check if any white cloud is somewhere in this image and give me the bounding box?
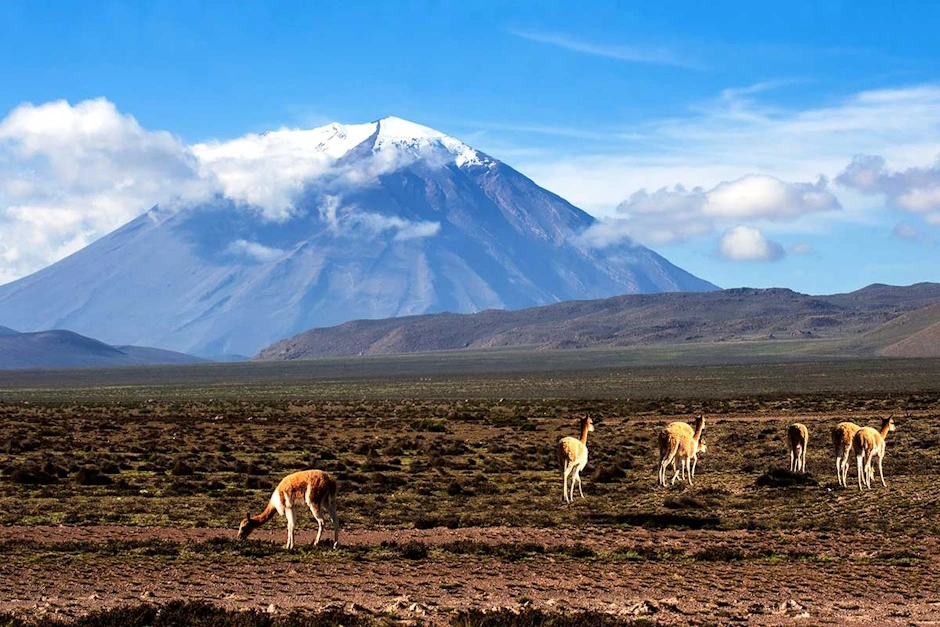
[718,226,784,262]
[703,175,839,219]
[0,98,210,283]
[191,126,421,222]
[317,195,440,241]
[0,99,447,283]
[356,212,441,241]
[836,154,940,214]
[579,174,838,248]
[515,84,940,217]
[193,131,336,222]
[225,239,286,262]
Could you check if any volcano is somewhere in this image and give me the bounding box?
[0,116,716,357]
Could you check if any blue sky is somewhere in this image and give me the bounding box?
[1,0,938,293]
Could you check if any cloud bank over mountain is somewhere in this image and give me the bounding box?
[0,101,465,283]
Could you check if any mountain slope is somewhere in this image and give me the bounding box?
[255,283,940,360]
[0,117,716,357]
[0,329,209,370]
[875,305,940,357]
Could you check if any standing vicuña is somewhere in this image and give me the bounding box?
[787,423,809,473]
[658,415,706,487]
[237,469,339,549]
[831,421,861,487]
[853,417,896,490]
[557,416,594,503]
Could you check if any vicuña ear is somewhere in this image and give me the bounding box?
[245,511,251,521]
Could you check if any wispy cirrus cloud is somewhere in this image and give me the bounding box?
[506,28,705,70]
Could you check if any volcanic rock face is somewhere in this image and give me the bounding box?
[0,117,716,357]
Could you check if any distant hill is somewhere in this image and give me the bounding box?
[256,283,940,360]
[0,329,209,370]
[876,305,940,358]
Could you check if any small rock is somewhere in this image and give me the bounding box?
[629,600,661,616]
[267,603,277,614]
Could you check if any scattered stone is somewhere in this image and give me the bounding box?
[628,600,661,615]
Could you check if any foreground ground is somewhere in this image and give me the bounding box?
[1,526,938,625]
[0,358,938,625]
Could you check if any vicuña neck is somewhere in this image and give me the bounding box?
[580,421,591,444]
[693,417,705,442]
[879,422,892,438]
[252,502,277,525]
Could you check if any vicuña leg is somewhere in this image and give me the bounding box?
[307,502,325,545]
[285,506,297,550]
[562,463,574,503]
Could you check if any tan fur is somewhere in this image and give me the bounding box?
[557,416,594,502]
[237,469,339,549]
[658,415,706,486]
[853,417,896,490]
[787,423,809,473]
[831,421,861,487]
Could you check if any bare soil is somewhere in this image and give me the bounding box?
[1,525,938,625]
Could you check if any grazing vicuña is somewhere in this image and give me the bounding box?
[853,417,897,491]
[787,423,809,473]
[658,415,706,487]
[237,469,339,549]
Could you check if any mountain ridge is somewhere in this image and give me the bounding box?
[0,328,210,370]
[255,282,940,360]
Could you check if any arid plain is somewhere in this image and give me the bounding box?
[0,355,938,626]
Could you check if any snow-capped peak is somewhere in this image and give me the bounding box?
[374,116,447,141]
[305,116,491,168]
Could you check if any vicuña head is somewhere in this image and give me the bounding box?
[237,510,263,541]
[697,436,708,456]
[881,415,897,435]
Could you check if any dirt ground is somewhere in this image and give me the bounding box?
[1,525,938,625]
[1,388,939,626]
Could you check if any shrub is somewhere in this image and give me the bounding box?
[9,466,57,485]
[72,468,114,486]
[755,468,819,488]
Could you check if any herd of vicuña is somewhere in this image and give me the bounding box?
[237,414,899,549]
